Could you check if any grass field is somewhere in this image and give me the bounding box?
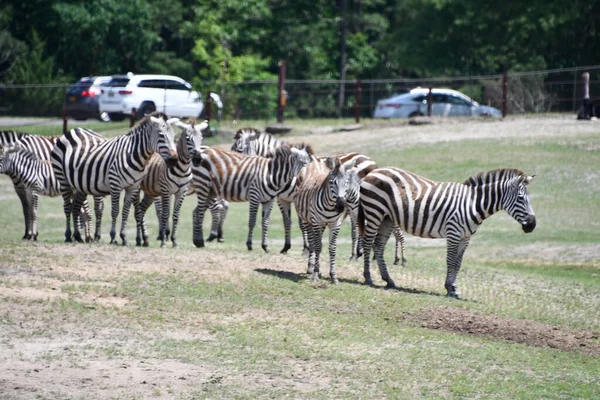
[0,115,599,399]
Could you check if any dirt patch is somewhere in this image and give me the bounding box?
[408,306,600,355]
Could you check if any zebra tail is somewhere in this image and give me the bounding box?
[357,202,366,236]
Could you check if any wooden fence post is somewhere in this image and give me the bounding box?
[277,60,286,123]
[502,72,508,117]
[354,79,362,123]
[427,87,432,117]
[205,91,213,121]
[62,108,68,134]
[130,108,137,127]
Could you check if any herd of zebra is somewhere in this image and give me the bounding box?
[0,112,537,298]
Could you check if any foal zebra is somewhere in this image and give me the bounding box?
[0,146,93,240]
[134,119,207,248]
[295,157,358,283]
[191,144,313,251]
[51,112,179,245]
[358,167,536,298]
[0,130,99,241]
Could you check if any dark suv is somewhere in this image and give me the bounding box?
[64,76,111,121]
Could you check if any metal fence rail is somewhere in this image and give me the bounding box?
[1,66,599,121]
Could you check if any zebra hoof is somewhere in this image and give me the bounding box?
[331,277,339,285]
[217,237,224,243]
[193,239,205,248]
[206,234,217,242]
[364,279,374,287]
[246,242,253,251]
[385,281,397,290]
[262,245,269,253]
[64,237,73,243]
[401,258,408,268]
[446,292,461,300]
[280,243,291,254]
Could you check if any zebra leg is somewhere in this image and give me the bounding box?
[158,193,171,248]
[60,191,74,242]
[393,227,407,267]
[119,188,139,246]
[170,192,187,248]
[109,189,122,245]
[374,219,396,289]
[93,196,104,242]
[444,237,470,299]
[154,198,163,240]
[15,186,30,239]
[245,200,261,251]
[349,213,359,261]
[80,199,93,243]
[71,193,87,243]
[260,199,275,253]
[278,198,293,254]
[134,195,154,247]
[310,225,325,283]
[298,218,310,258]
[305,223,315,274]
[193,193,210,248]
[217,200,228,242]
[362,214,383,287]
[328,220,343,284]
[207,197,221,242]
[28,191,40,241]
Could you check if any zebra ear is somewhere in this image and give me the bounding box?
[196,120,209,132]
[166,117,181,125]
[174,121,190,130]
[325,157,337,170]
[526,174,535,184]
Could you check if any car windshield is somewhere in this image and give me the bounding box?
[103,77,130,87]
[67,79,93,94]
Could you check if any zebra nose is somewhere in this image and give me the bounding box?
[168,149,178,159]
[521,215,536,233]
[192,154,202,167]
[335,197,346,213]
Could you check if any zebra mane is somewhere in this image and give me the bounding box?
[463,168,526,186]
[130,111,169,135]
[265,142,314,158]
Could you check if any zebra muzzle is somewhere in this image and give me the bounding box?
[335,198,346,213]
[192,154,203,167]
[521,215,536,233]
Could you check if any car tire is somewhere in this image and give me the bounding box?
[108,113,126,122]
[137,102,156,120]
[408,112,423,118]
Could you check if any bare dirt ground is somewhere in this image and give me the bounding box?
[1,115,599,399]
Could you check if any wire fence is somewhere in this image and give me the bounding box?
[1,65,599,121]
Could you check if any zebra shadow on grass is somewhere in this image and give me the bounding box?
[253,268,450,299]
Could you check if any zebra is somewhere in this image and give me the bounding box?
[357,167,536,298]
[191,144,313,251]
[0,130,100,241]
[51,112,179,245]
[230,129,407,262]
[0,146,93,240]
[134,119,207,248]
[294,157,358,283]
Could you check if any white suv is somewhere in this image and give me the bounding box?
[99,74,206,121]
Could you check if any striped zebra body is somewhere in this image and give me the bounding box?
[358,167,536,298]
[51,113,179,245]
[135,120,207,248]
[0,130,98,241]
[191,145,312,251]
[295,157,357,283]
[0,146,93,240]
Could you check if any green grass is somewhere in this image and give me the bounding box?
[0,115,599,399]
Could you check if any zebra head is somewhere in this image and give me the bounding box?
[231,128,260,154]
[289,144,313,176]
[503,172,536,233]
[325,157,355,213]
[147,114,179,167]
[345,168,361,211]
[174,119,207,166]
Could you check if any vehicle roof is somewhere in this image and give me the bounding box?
[124,74,188,82]
[409,87,472,99]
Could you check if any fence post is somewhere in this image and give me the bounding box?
[502,72,508,117]
[580,72,590,119]
[205,91,213,121]
[427,87,432,117]
[62,108,68,134]
[130,108,137,127]
[354,79,362,123]
[277,60,287,123]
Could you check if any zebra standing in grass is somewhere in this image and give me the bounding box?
[134,119,207,248]
[0,146,93,240]
[358,168,537,298]
[51,112,179,245]
[0,130,99,241]
[191,144,313,250]
[295,157,358,283]
[231,129,406,263]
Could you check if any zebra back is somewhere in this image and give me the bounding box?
[0,131,58,161]
[231,128,284,156]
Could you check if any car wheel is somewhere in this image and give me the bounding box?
[108,113,126,122]
[99,112,111,122]
[408,111,423,118]
[137,102,156,120]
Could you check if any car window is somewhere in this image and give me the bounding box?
[412,95,426,103]
[448,95,471,106]
[104,77,130,87]
[138,79,167,89]
[432,94,448,103]
[166,80,190,91]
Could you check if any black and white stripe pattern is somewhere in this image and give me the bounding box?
[191,144,312,251]
[295,157,357,283]
[51,112,179,245]
[134,119,207,247]
[358,167,536,298]
[0,146,93,240]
